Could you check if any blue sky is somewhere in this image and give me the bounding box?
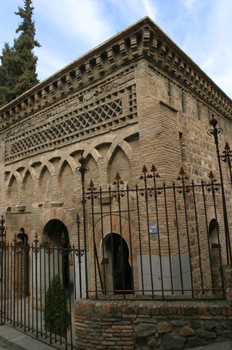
[1,0,232,98]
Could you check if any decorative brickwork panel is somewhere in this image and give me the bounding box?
[5,84,137,162]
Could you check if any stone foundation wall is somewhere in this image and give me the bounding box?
[74,266,232,349]
[75,299,232,349]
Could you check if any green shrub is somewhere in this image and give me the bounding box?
[44,275,71,335]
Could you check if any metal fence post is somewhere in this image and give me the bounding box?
[208,116,232,266]
[77,152,89,298]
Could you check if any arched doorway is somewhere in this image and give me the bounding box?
[42,219,70,287]
[209,219,221,291]
[104,233,132,293]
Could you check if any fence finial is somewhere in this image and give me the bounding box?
[34,232,39,244]
[150,164,160,180]
[177,167,188,182]
[113,173,124,185]
[88,180,96,191]
[208,171,216,183]
[61,231,66,245]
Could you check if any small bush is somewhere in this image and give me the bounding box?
[44,275,71,335]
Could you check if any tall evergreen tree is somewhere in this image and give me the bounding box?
[0,43,18,106]
[0,0,41,107]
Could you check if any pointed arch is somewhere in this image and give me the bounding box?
[58,160,74,199]
[6,170,22,189]
[22,170,34,204]
[38,165,52,201]
[83,135,115,160]
[22,165,36,185]
[105,139,132,165]
[39,160,56,177]
[7,173,20,205]
[59,155,78,174]
[85,154,99,189]
[107,145,132,186]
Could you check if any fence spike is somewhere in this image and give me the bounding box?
[142,165,148,173]
[150,164,157,173]
[34,232,39,244]
[208,170,217,182]
[224,142,231,152]
[177,166,189,182]
[115,172,121,181]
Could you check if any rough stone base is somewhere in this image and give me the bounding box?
[75,299,232,349]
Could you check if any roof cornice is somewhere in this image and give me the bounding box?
[0,16,231,130]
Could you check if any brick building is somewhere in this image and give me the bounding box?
[0,17,232,299]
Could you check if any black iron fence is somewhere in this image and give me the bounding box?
[78,166,229,300]
[0,235,84,349]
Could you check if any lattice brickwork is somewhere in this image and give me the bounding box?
[5,84,137,162]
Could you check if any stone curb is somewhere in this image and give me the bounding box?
[191,340,232,350]
[0,325,54,350]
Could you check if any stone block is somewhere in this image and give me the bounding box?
[195,329,217,339]
[134,323,157,337]
[179,326,195,336]
[157,322,173,334]
[163,333,185,350]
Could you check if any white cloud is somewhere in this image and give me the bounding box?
[141,0,157,19]
[198,0,232,97]
[34,46,69,82]
[33,0,159,81]
[179,0,198,9]
[107,0,157,24]
[34,0,114,47]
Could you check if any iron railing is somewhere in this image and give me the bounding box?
[0,234,84,349]
[79,165,228,300]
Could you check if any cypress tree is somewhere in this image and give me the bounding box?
[0,43,18,106]
[0,0,41,107]
[44,275,71,335]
